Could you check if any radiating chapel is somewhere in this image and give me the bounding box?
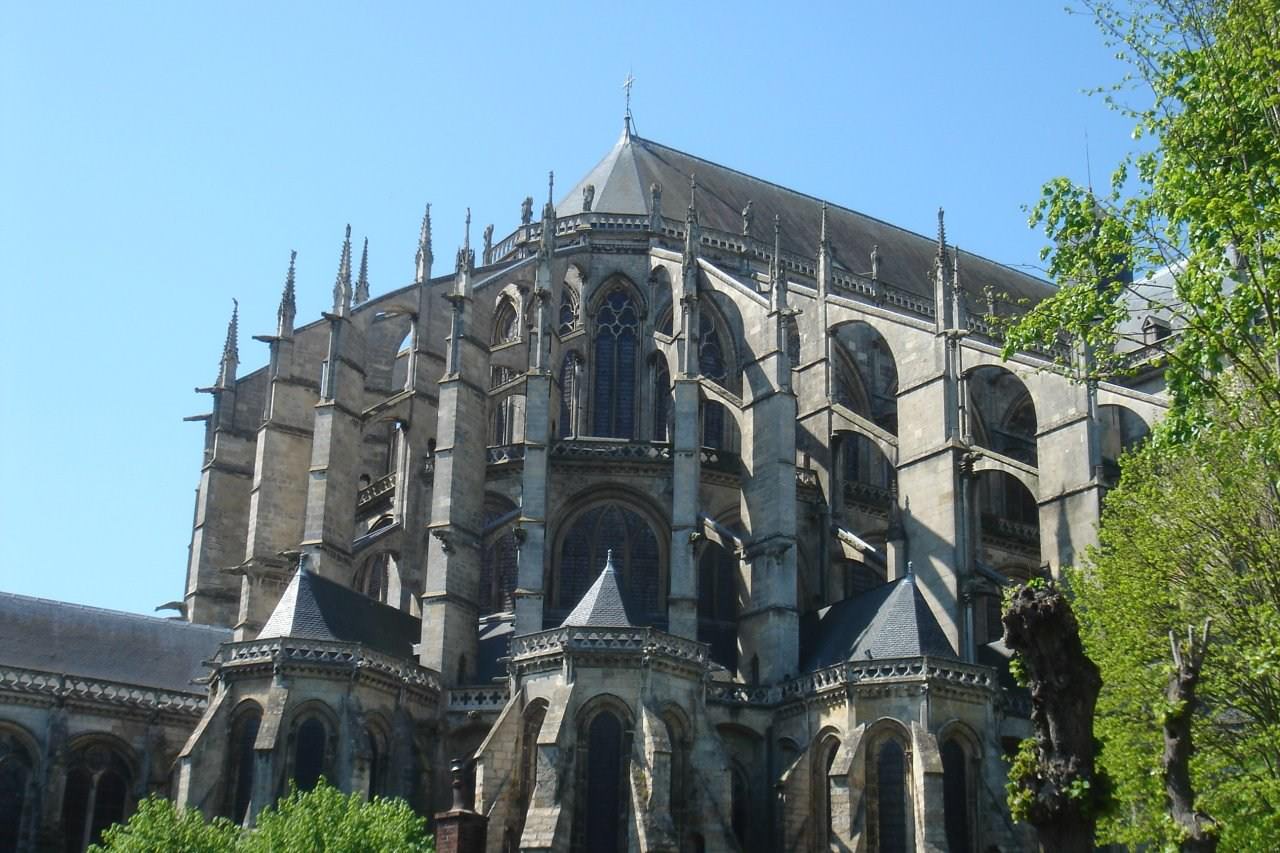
[0,122,1169,852]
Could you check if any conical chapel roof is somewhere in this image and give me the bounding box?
[560,550,634,628]
[557,129,1054,306]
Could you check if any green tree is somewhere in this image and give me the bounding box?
[1069,402,1280,851]
[91,780,435,853]
[1003,0,1280,437]
[90,797,241,853]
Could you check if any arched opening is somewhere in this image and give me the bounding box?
[559,351,584,439]
[651,267,673,336]
[352,552,392,603]
[493,297,520,345]
[662,709,690,846]
[977,470,1041,570]
[838,432,895,512]
[651,356,672,442]
[868,735,911,853]
[941,738,973,853]
[61,742,132,853]
[574,709,630,853]
[291,716,328,792]
[832,322,899,434]
[591,286,641,438]
[366,725,386,799]
[226,707,261,824]
[967,366,1037,466]
[1098,404,1150,483]
[513,701,548,843]
[697,542,739,670]
[480,495,519,615]
[813,735,841,846]
[0,730,35,853]
[554,501,663,626]
[558,270,581,336]
[490,394,524,447]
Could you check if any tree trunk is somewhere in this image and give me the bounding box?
[1002,582,1103,853]
[1163,622,1218,853]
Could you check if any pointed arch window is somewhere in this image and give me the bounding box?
[557,502,662,624]
[61,743,132,852]
[227,708,261,825]
[559,288,579,335]
[480,498,519,614]
[697,542,738,669]
[869,736,911,853]
[292,717,328,792]
[652,358,672,442]
[559,352,583,438]
[591,289,640,438]
[942,739,973,853]
[574,710,630,853]
[699,314,729,448]
[493,298,520,345]
[0,731,35,853]
[353,553,391,603]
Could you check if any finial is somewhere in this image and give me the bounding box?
[773,214,782,282]
[605,548,615,572]
[355,237,370,304]
[906,560,914,578]
[218,298,239,386]
[937,207,947,256]
[464,208,471,250]
[333,224,353,315]
[819,202,829,247]
[277,250,297,335]
[622,71,636,137]
[548,171,554,206]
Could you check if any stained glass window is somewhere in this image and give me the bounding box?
[942,740,972,853]
[875,739,909,853]
[558,503,661,623]
[559,289,579,335]
[592,289,640,438]
[699,315,728,448]
[697,543,738,668]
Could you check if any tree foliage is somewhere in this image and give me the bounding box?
[1003,0,1280,437]
[1070,401,1280,851]
[91,780,435,853]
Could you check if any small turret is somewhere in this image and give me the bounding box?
[415,204,433,284]
[276,250,297,338]
[354,237,369,305]
[332,224,353,316]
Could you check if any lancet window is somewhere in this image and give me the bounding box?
[226,706,261,824]
[559,351,583,438]
[493,297,520,345]
[61,742,132,852]
[591,288,640,438]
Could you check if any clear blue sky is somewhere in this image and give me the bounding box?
[0,2,1134,616]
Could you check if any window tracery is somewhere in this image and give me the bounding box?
[493,298,520,345]
[557,502,662,623]
[591,288,640,438]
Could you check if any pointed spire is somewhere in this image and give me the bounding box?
[333,224,353,316]
[540,171,556,258]
[277,250,297,336]
[543,170,555,219]
[218,299,239,386]
[817,202,832,298]
[936,207,947,263]
[561,548,633,627]
[355,237,370,304]
[454,208,475,281]
[416,204,434,283]
[683,174,700,270]
[819,202,830,249]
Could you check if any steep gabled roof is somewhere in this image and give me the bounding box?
[560,551,634,628]
[799,572,957,671]
[0,592,230,692]
[558,130,1053,305]
[257,568,420,660]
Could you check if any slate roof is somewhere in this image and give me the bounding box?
[257,569,420,660]
[0,591,230,693]
[799,572,957,671]
[558,130,1054,305]
[560,552,634,628]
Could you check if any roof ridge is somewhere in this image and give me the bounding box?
[0,590,228,631]
[630,133,1050,286]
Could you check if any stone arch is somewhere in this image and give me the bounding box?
[863,719,914,853]
[492,293,521,346]
[573,694,634,853]
[480,493,520,615]
[224,699,263,824]
[559,265,585,337]
[936,721,981,853]
[508,698,548,844]
[549,489,669,627]
[811,727,843,850]
[1098,403,1151,477]
[831,320,900,435]
[659,704,692,846]
[976,470,1041,565]
[62,734,138,852]
[650,265,674,336]
[352,549,397,605]
[361,711,392,799]
[0,722,40,853]
[282,700,339,793]
[966,364,1038,466]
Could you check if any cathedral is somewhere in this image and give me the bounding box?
[0,123,1168,852]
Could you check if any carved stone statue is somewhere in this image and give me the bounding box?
[650,182,662,213]
[582,184,596,213]
[742,200,754,236]
[482,224,494,263]
[520,196,533,226]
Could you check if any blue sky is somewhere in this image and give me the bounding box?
[0,2,1135,616]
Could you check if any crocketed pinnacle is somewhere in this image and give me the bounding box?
[355,237,370,304]
[416,204,433,283]
[277,250,297,336]
[217,299,239,386]
[333,224,353,315]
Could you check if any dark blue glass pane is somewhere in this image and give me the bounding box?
[617,331,636,438]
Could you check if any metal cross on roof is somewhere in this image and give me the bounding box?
[623,71,636,136]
